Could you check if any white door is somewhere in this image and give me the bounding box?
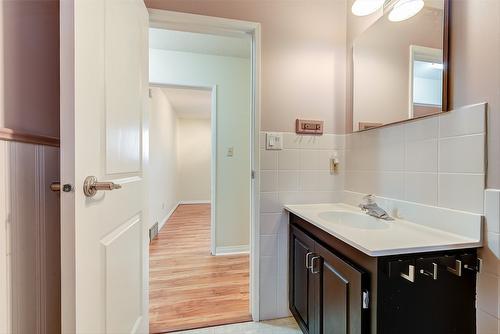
[60,0,149,333]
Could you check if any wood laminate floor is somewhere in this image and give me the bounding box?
[149,204,251,333]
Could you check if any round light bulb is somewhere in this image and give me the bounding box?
[351,0,385,16]
[388,0,425,22]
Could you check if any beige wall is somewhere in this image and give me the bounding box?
[0,0,60,138]
[177,118,211,203]
[352,7,443,130]
[149,87,179,228]
[449,0,500,189]
[145,0,347,134]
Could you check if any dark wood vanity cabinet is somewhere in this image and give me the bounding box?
[289,214,478,334]
[289,225,369,334]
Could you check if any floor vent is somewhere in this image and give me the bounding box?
[149,222,159,242]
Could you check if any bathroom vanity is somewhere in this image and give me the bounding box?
[286,203,482,334]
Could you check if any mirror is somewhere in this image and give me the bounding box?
[352,0,449,132]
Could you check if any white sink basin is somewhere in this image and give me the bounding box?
[317,210,390,230]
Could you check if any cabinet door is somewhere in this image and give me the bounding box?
[289,226,316,334]
[314,243,368,334]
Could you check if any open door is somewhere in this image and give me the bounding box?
[60,0,149,333]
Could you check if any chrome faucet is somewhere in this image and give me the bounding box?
[358,194,394,220]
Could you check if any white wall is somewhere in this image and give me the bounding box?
[177,118,211,203]
[149,87,179,229]
[150,48,251,249]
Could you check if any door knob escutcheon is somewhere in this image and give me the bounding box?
[83,176,122,198]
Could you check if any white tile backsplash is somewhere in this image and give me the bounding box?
[485,190,500,233]
[406,139,438,172]
[439,134,485,173]
[258,132,345,319]
[439,103,486,138]
[346,103,487,214]
[438,173,485,214]
[404,173,438,206]
[258,104,492,325]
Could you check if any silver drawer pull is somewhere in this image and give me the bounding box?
[401,264,415,282]
[310,256,321,274]
[446,259,462,277]
[419,263,438,280]
[305,252,314,269]
[83,176,122,198]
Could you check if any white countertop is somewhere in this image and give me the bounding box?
[284,203,483,257]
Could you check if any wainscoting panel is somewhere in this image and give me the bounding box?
[0,140,60,334]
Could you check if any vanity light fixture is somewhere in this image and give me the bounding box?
[388,0,425,22]
[431,63,444,70]
[351,0,385,16]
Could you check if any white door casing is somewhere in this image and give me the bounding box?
[60,0,149,333]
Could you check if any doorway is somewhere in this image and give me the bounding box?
[147,11,260,333]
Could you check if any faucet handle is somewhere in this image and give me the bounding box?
[362,194,375,204]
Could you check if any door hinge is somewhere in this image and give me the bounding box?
[149,88,153,98]
[362,290,370,309]
[251,170,255,179]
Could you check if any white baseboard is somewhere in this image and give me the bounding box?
[214,245,249,256]
[179,200,211,205]
[158,201,180,231]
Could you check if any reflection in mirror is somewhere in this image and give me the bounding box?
[352,0,448,132]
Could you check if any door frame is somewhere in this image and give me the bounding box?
[149,9,262,321]
[149,83,217,256]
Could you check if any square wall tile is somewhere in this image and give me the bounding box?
[487,232,500,259]
[261,149,277,170]
[477,272,499,318]
[485,189,500,233]
[260,170,277,192]
[374,142,405,172]
[406,139,438,172]
[373,172,405,199]
[278,149,299,170]
[259,255,277,320]
[405,173,438,206]
[260,213,283,235]
[439,103,486,138]
[405,117,438,142]
[439,134,485,173]
[476,310,498,334]
[283,133,301,149]
[438,173,485,214]
[260,234,278,256]
[260,192,281,213]
[277,171,299,191]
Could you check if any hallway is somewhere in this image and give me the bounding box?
[149,204,251,333]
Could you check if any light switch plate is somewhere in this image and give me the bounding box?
[266,132,283,150]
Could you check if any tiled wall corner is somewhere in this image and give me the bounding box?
[345,103,486,214]
[258,132,345,320]
[477,189,500,333]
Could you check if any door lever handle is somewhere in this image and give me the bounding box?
[83,176,122,198]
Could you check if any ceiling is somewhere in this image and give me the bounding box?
[149,28,251,59]
[161,87,211,119]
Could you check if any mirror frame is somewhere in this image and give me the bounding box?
[351,0,451,133]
